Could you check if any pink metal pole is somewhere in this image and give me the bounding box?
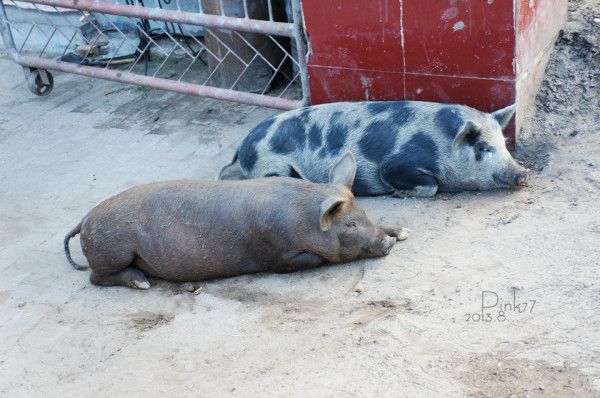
[10,53,302,109]
[16,0,295,37]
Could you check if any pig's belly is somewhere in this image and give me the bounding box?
[132,233,270,282]
[133,254,267,282]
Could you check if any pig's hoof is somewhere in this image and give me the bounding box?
[132,279,151,290]
[382,227,410,241]
[90,268,151,289]
[395,228,410,241]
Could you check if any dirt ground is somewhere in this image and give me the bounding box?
[1,1,599,397]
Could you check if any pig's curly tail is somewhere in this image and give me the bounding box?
[64,222,88,270]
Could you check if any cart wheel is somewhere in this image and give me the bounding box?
[28,69,54,96]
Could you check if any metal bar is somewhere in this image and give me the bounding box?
[60,30,76,58]
[30,2,72,42]
[103,37,127,68]
[278,70,300,97]
[267,0,273,22]
[261,53,288,95]
[229,52,257,90]
[156,24,194,59]
[291,0,310,105]
[0,0,18,52]
[184,29,220,61]
[18,23,36,53]
[201,48,230,85]
[203,28,249,67]
[38,26,56,57]
[130,22,170,57]
[151,46,175,77]
[233,30,279,71]
[267,33,298,69]
[242,0,248,19]
[13,0,295,37]
[77,27,104,64]
[177,48,204,82]
[7,52,302,109]
[126,40,151,72]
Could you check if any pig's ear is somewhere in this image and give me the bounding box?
[319,196,348,231]
[491,104,516,129]
[329,152,357,189]
[453,120,482,150]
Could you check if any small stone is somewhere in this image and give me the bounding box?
[569,130,579,137]
[193,287,203,295]
[539,385,545,391]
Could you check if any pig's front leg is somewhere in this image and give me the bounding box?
[381,156,439,198]
[272,252,326,273]
[381,227,410,241]
[392,184,438,198]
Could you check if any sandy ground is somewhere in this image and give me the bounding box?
[1,1,599,397]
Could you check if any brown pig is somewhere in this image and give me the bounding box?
[64,153,408,289]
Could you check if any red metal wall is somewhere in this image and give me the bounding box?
[301,0,567,144]
[514,0,568,136]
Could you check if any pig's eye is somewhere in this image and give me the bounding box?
[474,143,490,161]
[347,220,357,228]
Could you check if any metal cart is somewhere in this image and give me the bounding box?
[0,0,309,109]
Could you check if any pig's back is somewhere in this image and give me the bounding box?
[246,101,452,195]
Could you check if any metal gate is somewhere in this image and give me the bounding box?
[0,0,309,109]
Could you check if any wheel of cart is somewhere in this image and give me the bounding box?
[26,68,54,96]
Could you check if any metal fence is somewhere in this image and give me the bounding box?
[0,0,309,109]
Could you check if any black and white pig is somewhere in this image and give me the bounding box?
[218,101,530,197]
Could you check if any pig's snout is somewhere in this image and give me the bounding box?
[516,168,531,187]
[379,235,396,256]
[364,234,396,257]
[494,165,531,188]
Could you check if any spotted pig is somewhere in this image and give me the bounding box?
[218,101,530,197]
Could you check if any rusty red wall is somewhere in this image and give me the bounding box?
[514,0,569,136]
[301,0,567,144]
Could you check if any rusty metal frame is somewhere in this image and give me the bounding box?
[0,0,310,109]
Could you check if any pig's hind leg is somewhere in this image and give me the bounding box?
[86,246,150,289]
[249,153,303,179]
[380,156,439,198]
[90,267,150,289]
